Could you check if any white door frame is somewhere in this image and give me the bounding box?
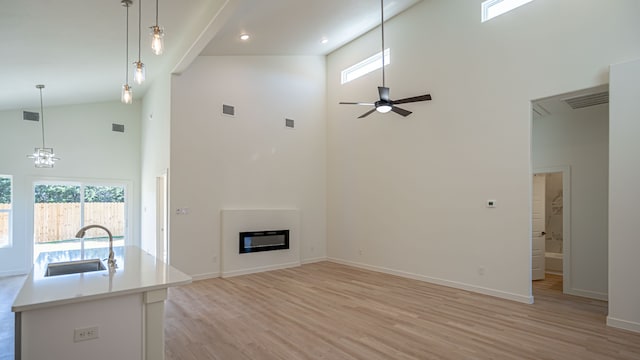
[533,166,571,294]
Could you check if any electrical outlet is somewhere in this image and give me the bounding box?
[74,326,99,342]
[478,267,486,276]
[310,246,315,253]
[358,249,363,256]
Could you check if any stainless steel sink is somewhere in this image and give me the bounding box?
[45,259,107,277]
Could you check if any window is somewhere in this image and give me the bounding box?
[341,48,390,84]
[0,176,12,248]
[481,0,534,22]
[33,180,127,259]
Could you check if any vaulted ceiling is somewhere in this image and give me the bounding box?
[1,0,421,111]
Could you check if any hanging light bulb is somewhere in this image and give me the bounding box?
[150,0,164,55]
[133,0,145,84]
[122,84,133,104]
[121,0,133,104]
[133,62,145,84]
[27,85,60,168]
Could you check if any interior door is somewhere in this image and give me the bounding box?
[532,174,546,280]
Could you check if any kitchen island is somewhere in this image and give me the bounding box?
[12,246,191,360]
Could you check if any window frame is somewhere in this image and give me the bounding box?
[30,177,132,261]
[481,0,534,23]
[341,48,390,84]
[0,175,13,248]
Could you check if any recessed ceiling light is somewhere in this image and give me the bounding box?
[321,38,329,44]
[240,34,250,41]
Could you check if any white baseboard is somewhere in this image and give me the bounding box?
[328,257,533,304]
[607,316,640,333]
[190,271,220,281]
[221,261,300,278]
[301,256,327,265]
[566,287,608,301]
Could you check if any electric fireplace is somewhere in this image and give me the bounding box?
[239,230,289,254]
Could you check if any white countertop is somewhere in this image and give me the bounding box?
[12,246,192,312]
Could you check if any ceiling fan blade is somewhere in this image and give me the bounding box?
[358,108,377,118]
[340,102,375,106]
[392,94,432,105]
[391,106,412,117]
[378,86,390,102]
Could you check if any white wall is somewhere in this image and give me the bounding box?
[140,74,172,256]
[170,56,327,278]
[533,103,608,299]
[0,101,141,275]
[326,0,640,303]
[608,58,640,333]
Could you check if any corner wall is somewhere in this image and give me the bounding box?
[326,0,640,302]
[608,58,640,333]
[140,74,172,256]
[170,56,327,278]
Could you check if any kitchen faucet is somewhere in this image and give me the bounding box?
[75,224,117,270]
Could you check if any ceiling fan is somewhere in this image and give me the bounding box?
[340,0,432,118]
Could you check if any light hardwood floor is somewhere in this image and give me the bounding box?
[165,263,640,360]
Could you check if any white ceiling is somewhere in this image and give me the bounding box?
[1,0,421,111]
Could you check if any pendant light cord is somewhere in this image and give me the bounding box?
[138,0,142,62]
[39,86,46,149]
[125,2,130,84]
[155,0,159,26]
[381,0,385,88]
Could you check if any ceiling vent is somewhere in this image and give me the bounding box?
[222,104,235,117]
[285,118,295,129]
[23,111,40,121]
[563,91,609,110]
[112,123,125,132]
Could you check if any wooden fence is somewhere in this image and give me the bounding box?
[32,203,125,243]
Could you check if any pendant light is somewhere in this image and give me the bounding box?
[27,85,60,168]
[150,0,164,55]
[121,0,133,104]
[133,0,145,84]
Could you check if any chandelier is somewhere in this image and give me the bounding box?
[27,85,59,168]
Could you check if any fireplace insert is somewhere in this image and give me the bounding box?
[239,229,289,254]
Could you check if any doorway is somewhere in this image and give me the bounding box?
[532,168,571,294]
[531,84,609,300]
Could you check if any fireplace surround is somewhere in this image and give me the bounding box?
[220,209,300,277]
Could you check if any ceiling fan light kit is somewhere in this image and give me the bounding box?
[339,0,432,118]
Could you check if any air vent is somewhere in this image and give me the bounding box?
[222,104,235,116]
[563,91,609,109]
[285,118,295,129]
[112,124,125,133]
[23,111,39,121]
